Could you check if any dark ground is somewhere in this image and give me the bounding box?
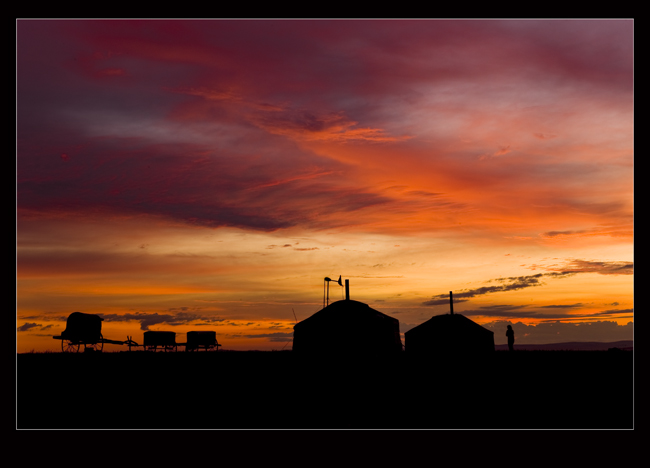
[16,350,634,429]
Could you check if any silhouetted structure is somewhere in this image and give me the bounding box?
[293,299,402,354]
[186,331,221,351]
[61,312,103,342]
[54,312,104,352]
[323,275,343,307]
[143,331,177,352]
[405,313,495,355]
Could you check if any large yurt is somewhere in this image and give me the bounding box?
[293,299,402,354]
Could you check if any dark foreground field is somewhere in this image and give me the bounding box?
[17,350,633,429]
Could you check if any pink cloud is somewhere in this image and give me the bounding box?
[17,19,633,240]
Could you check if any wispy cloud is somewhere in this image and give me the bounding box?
[479,144,512,160]
[528,259,633,275]
[459,305,632,321]
[98,312,226,330]
[422,273,572,306]
[540,228,632,240]
[539,303,584,309]
[17,322,42,332]
[251,108,408,143]
[241,332,293,342]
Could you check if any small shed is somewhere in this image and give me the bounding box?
[405,313,495,355]
[293,299,402,354]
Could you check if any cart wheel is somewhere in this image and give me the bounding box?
[62,340,80,353]
[93,335,104,352]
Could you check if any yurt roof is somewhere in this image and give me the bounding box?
[294,299,398,330]
[405,313,493,336]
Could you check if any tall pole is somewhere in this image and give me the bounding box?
[345,279,350,300]
[327,281,330,306]
[450,291,454,315]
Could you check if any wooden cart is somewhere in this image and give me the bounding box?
[53,313,223,353]
[143,331,178,352]
[185,331,222,352]
[53,312,124,353]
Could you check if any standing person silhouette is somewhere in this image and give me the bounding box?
[506,325,515,351]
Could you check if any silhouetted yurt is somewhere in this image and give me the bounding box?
[293,299,402,354]
[405,313,495,354]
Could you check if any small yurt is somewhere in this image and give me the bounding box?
[405,313,495,354]
[293,299,402,354]
[405,291,494,355]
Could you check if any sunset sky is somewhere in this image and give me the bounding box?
[16,19,633,352]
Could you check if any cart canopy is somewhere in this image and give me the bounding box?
[143,331,176,346]
[61,312,103,342]
[187,331,217,347]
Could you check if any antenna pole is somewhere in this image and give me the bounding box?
[450,291,454,315]
[345,279,350,300]
[327,281,330,306]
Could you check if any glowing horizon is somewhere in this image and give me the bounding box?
[17,19,633,352]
